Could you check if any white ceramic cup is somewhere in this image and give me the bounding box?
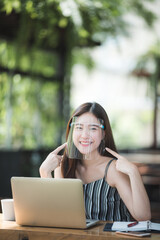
[1,199,15,221]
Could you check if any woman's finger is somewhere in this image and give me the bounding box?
[105,147,119,159]
[52,142,67,155]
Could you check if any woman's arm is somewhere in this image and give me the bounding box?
[39,143,66,178]
[54,165,63,178]
[106,148,151,221]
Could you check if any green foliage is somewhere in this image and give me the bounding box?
[0,0,157,48]
[72,48,95,70]
[0,40,57,76]
[133,40,160,91]
[0,72,60,149]
[0,0,157,149]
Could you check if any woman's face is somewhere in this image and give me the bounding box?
[72,112,104,156]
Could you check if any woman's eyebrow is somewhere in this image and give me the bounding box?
[74,122,101,127]
[88,123,100,127]
[89,123,104,129]
[75,123,98,126]
[75,123,83,126]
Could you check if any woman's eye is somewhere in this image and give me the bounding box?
[90,127,98,131]
[75,126,83,130]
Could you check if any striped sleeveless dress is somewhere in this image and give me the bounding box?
[83,158,131,221]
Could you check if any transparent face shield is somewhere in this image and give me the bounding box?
[66,116,105,160]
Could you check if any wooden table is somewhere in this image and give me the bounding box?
[0,214,159,240]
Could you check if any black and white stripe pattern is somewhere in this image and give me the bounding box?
[83,178,131,221]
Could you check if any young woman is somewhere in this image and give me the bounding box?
[39,102,151,221]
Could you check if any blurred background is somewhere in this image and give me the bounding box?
[0,0,160,220]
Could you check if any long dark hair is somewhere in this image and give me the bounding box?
[61,102,117,178]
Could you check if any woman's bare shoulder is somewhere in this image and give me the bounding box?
[105,159,125,187]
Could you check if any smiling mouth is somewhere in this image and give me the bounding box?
[80,141,93,146]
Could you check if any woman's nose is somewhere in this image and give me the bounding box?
[81,128,90,138]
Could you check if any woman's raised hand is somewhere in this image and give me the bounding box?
[39,143,67,178]
[105,147,136,176]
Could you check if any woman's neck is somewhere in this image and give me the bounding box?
[80,152,104,168]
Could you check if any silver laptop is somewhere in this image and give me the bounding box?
[11,177,99,229]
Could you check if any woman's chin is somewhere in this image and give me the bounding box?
[77,146,91,154]
[80,151,91,155]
